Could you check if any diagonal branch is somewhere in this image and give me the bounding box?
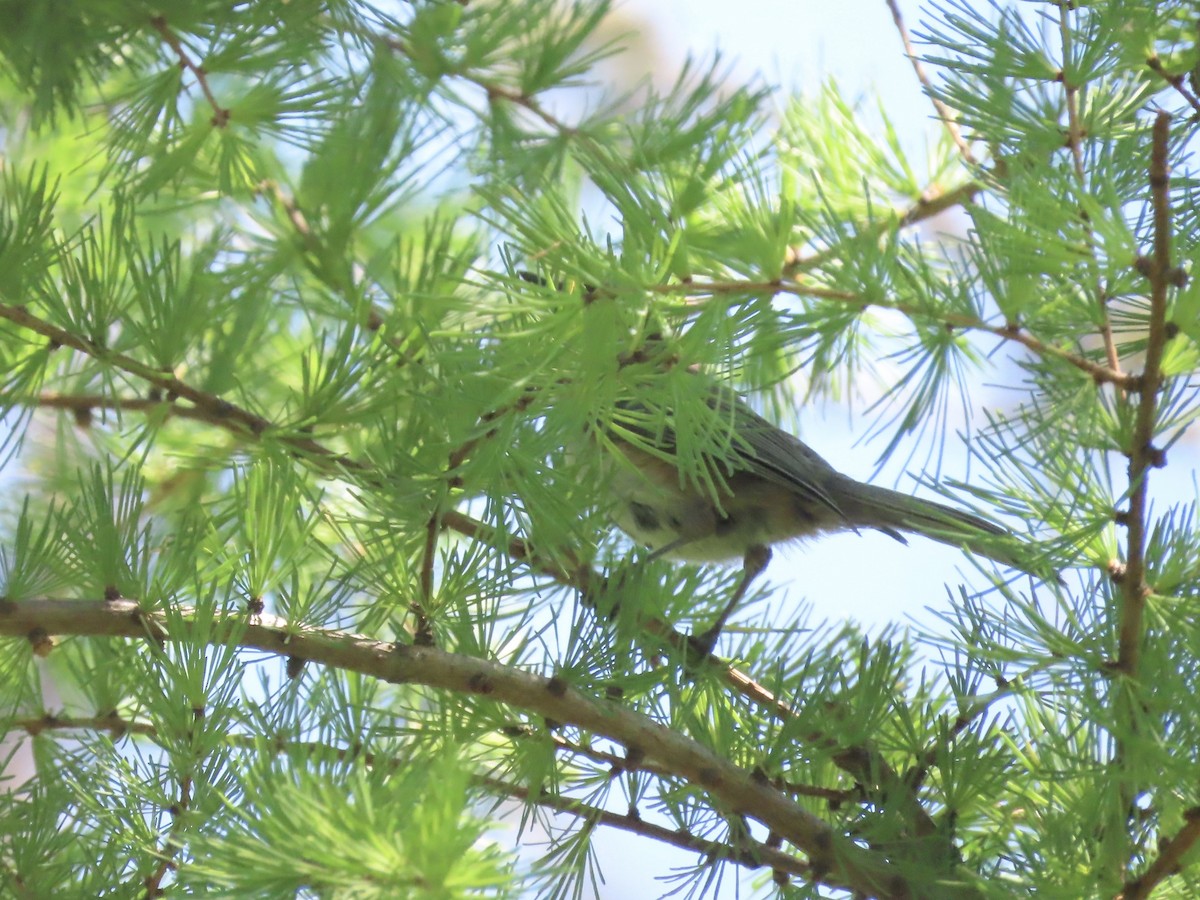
[884,0,977,166]
[0,303,366,474]
[149,15,230,128]
[1118,807,1200,900]
[0,597,984,899]
[476,774,812,880]
[785,180,983,275]
[1145,54,1200,119]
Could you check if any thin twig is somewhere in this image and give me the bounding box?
[141,773,192,898]
[647,279,1136,388]
[1145,54,1200,119]
[785,180,983,274]
[477,774,812,878]
[18,392,211,426]
[149,16,230,127]
[884,0,977,166]
[906,661,1053,790]
[256,180,403,343]
[1057,3,1123,379]
[499,722,854,805]
[415,513,438,645]
[378,34,578,138]
[0,304,367,475]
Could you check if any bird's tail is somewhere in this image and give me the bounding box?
[833,478,1030,572]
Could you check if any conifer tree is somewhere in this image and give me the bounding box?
[0,2,1198,897]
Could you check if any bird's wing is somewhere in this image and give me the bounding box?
[612,390,848,522]
[719,396,847,521]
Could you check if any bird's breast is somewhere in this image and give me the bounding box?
[606,445,836,562]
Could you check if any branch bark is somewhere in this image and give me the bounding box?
[0,597,985,900]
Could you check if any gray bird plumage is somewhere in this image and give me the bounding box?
[603,387,1025,652]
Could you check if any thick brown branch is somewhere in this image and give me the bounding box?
[1118,111,1173,677]
[0,598,982,899]
[1118,807,1200,900]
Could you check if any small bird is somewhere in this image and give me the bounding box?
[600,386,1023,655]
[514,272,1029,653]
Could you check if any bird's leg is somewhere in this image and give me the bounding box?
[689,544,772,657]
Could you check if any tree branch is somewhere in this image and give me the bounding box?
[142,774,192,898]
[785,180,983,274]
[0,597,983,899]
[1057,2,1123,379]
[477,774,812,880]
[650,279,1136,388]
[1106,109,1176,887]
[1118,111,1174,677]
[149,15,230,128]
[1145,54,1200,119]
[1118,806,1200,900]
[884,0,977,166]
[0,303,366,475]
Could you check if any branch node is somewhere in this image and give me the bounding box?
[27,626,54,657]
[466,672,494,695]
